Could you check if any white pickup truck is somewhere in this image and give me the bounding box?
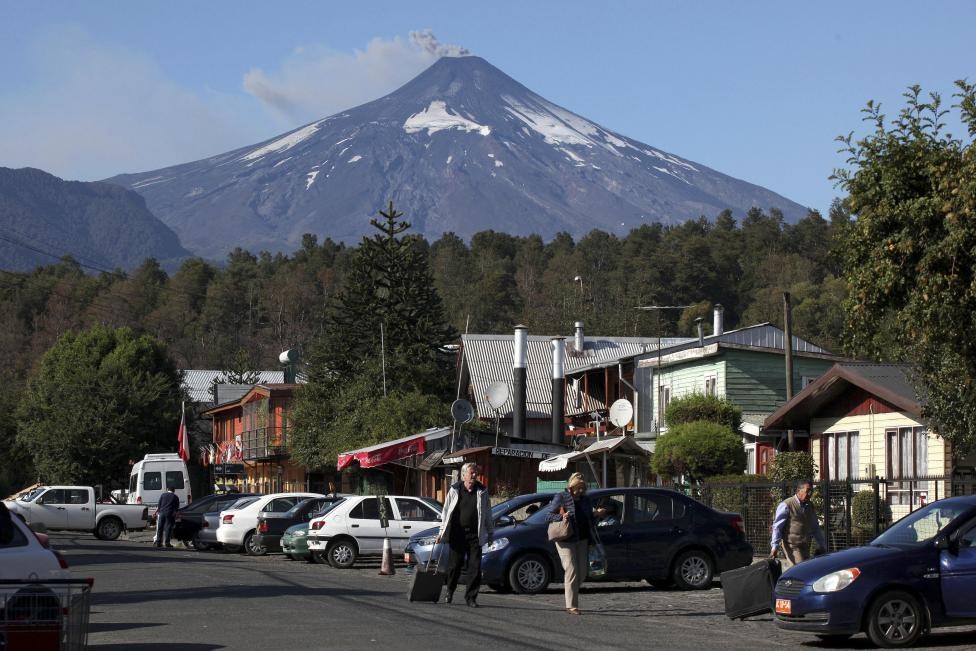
[4,485,149,540]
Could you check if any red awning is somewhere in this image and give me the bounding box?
[337,433,428,470]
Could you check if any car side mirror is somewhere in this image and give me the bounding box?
[495,515,515,527]
[934,534,953,552]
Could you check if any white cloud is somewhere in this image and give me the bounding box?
[0,26,252,181]
[243,30,470,125]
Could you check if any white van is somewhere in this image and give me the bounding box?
[127,453,191,514]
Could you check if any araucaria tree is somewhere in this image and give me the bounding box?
[291,202,457,469]
[16,325,184,485]
[834,81,976,458]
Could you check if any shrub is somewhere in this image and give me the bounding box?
[651,421,746,483]
[664,393,742,431]
[766,452,817,483]
[851,490,892,534]
[703,474,758,516]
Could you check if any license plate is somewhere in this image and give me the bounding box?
[775,599,792,615]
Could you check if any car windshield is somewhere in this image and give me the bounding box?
[228,497,259,510]
[20,488,46,502]
[873,501,973,547]
[309,499,344,519]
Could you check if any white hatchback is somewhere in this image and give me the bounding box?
[306,495,442,568]
[1,509,70,581]
[216,492,323,555]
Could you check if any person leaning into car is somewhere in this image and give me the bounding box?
[436,462,493,607]
[547,472,598,615]
[769,479,825,569]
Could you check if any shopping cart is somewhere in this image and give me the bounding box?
[0,578,93,651]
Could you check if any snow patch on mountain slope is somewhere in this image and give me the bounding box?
[306,170,319,189]
[347,155,362,163]
[241,121,322,161]
[403,101,491,136]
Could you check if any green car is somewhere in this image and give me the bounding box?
[281,522,314,562]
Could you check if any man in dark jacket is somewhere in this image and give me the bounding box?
[155,487,180,548]
[436,462,493,607]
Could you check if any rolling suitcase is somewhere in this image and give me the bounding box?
[720,559,781,619]
[407,545,446,603]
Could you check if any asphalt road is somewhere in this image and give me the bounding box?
[51,532,976,651]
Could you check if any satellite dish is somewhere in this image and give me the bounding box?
[609,399,634,428]
[486,382,510,410]
[451,399,475,424]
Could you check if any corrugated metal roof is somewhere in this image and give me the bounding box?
[652,323,835,358]
[462,333,693,419]
[836,362,918,404]
[182,369,286,403]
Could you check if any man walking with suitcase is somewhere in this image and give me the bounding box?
[769,480,825,569]
[436,462,493,607]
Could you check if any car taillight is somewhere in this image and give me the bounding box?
[258,522,268,533]
[310,520,325,530]
[222,515,234,524]
[136,496,142,504]
[201,520,209,528]
[730,515,745,534]
[53,550,69,569]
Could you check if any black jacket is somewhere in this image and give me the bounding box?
[157,491,180,517]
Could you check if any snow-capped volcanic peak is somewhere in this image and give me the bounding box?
[404,101,491,136]
[107,55,808,260]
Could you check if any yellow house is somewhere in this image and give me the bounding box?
[765,363,952,521]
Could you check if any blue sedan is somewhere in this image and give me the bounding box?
[773,495,976,647]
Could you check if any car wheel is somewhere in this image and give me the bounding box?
[646,578,673,590]
[671,550,713,590]
[866,590,924,648]
[243,531,267,556]
[96,517,123,541]
[326,540,358,568]
[508,553,551,594]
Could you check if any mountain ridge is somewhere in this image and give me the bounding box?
[106,56,809,259]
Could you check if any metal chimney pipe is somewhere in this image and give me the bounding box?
[695,317,704,346]
[551,337,566,445]
[513,325,528,440]
[713,304,724,336]
[574,321,585,353]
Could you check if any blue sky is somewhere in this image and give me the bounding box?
[2,1,973,218]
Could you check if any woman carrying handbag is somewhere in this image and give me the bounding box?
[546,472,598,615]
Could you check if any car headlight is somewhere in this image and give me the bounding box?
[293,530,306,537]
[416,536,438,547]
[482,537,509,554]
[812,567,861,593]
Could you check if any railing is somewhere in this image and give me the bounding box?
[241,426,288,461]
[674,475,976,554]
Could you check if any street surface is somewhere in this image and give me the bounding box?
[52,532,976,651]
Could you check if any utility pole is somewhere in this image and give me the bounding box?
[784,292,795,452]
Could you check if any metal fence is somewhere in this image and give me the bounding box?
[682,476,976,554]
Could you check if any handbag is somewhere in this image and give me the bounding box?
[547,507,574,542]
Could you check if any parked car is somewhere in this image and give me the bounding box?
[408,487,752,593]
[281,522,313,562]
[773,495,976,648]
[404,492,557,566]
[306,495,443,568]
[1,505,70,580]
[195,497,261,551]
[217,493,324,555]
[127,453,191,518]
[4,486,149,540]
[173,492,260,548]
[254,497,344,555]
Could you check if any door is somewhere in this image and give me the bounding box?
[591,493,629,578]
[141,470,163,506]
[626,492,685,577]
[65,488,94,529]
[32,489,68,529]
[941,523,976,617]
[346,498,390,554]
[391,498,441,553]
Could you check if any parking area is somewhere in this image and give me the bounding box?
[55,532,976,651]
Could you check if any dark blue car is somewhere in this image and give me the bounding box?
[773,495,976,648]
[407,487,752,593]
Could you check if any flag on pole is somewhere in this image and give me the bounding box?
[177,403,189,462]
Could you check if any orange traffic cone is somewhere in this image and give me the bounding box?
[379,536,396,576]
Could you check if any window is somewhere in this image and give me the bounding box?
[143,472,162,491]
[821,431,860,480]
[264,498,298,513]
[630,494,673,523]
[394,498,439,522]
[887,426,929,505]
[67,489,89,505]
[659,385,671,413]
[38,490,65,505]
[349,498,380,520]
[0,519,28,549]
[128,474,137,493]
[592,495,625,528]
[165,472,185,490]
[801,375,818,389]
[704,375,717,396]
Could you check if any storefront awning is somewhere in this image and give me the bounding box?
[337,427,452,470]
[539,436,649,473]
